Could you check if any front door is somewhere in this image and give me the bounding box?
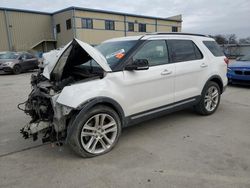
[122,40,175,116]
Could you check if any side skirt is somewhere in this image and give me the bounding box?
[124,96,201,127]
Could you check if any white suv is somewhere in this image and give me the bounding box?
[20,33,228,157]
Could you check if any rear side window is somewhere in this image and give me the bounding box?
[168,40,203,63]
[203,41,224,57]
[25,53,34,59]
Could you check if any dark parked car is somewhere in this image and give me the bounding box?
[227,54,250,85]
[0,51,38,74]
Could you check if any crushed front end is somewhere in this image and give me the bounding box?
[19,39,109,145]
[20,72,74,144]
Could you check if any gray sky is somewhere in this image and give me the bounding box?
[1,0,250,38]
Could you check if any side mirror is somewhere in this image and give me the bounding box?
[18,56,23,60]
[125,59,149,71]
[236,57,241,61]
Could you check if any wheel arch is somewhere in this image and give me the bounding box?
[205,75,224,94]
[66,97,126,144]
[76,97,126,126]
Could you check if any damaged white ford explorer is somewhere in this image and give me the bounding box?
[20,33,228,157]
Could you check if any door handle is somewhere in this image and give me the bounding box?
[161,69,172,75]
[200,63,208,68]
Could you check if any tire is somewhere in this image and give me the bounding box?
[194,81,221,115]
[13,65,22,74]
[67,105,122,158]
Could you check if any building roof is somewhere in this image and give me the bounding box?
[0,6,182,22]
[0,7,50,15]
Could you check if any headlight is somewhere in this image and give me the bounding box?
[2,61,14,66]
[227,67,232,72]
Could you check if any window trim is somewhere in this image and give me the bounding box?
[56,24,61,33]
[128,22,134,32]
[167,39,204,63]
[66,19,72,30]
[172,26,178,32]
[105,20,115,30]
[81,18,93,29]
[138,23,146,32]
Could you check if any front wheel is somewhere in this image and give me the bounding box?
[194,81,221,115]
[67,105,122,158]
[13,65,22,74]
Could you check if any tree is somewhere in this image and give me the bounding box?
[226,34,237,44]
[212,34,227,45]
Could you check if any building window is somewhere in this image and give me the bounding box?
[82,18,93,29]
[56,24,61,33]
[128,22,134,31]
[172,26,178,32]
[139,23,146,32]
[66,19,72,30]
[105,20,115,30]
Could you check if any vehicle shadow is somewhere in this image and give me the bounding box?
[38,108,197,159]
[0,70,38,76]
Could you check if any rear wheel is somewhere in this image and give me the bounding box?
[67,105,122,158]
[194,81,221,115]
[13,65,22,74]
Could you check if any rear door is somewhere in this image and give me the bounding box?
[123,40,175,116]
[20,53,35,70]
[167,39,209,102]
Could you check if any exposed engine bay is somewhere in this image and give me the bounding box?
[19,40,105,144]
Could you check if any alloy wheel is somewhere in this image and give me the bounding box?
[204,86,219,112]
[80,113,118,154]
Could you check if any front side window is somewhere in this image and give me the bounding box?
[168,40,203,63]
[82,18,93,29]
[24,53,34,59]
[138,23,146,32]
[133,40,168,66]
[128,22,134,31]
[96,40,137,68]
[66,19,72,30]
[105,20,115,30]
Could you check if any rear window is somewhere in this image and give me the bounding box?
[203,41,224,57]
[168,40,203,63]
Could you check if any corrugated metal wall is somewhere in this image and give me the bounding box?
[8,11,53,51]
[0,10,9,51]
[0,10,53,51]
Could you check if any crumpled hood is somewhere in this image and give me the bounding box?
[43,38,111,79]
[229,61,250,69]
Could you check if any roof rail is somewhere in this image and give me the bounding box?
[145,32,210,37]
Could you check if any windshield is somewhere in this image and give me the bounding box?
[239,54,250,61]
[0,52,19,60]
[95,40,137,68]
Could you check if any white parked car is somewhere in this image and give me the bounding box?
[20,33,228,157]
[38,47,64,68]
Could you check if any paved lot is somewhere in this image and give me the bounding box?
[0,71,250,188]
